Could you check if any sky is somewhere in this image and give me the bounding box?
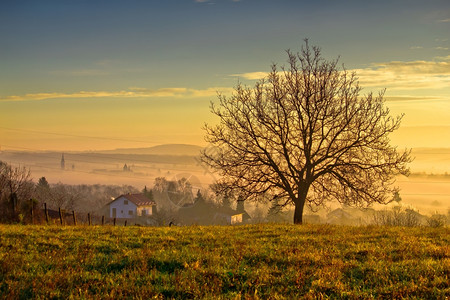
[1,0,449,151]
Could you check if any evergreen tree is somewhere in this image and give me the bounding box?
[195,190,205,203]
[142,186,154,201]
[37,177,50,190]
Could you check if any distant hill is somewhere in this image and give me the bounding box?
[100,144,203,156]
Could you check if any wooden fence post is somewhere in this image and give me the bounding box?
[72,211,77,226]
[44,203,49,224]
[113,217,116,226]
[102,215,105,226]
[124,220,127,227]
[59,207,63,225]
[88,213,91,226]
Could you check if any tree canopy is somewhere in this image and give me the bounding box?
[201,40,411,224]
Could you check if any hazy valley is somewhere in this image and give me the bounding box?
[1,144,449,217]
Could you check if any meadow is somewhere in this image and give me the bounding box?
[0,224,448,299]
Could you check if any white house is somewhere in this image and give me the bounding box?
[213,206,245,225]
[108,193,156,219]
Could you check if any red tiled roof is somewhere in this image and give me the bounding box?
[116,193,156,206]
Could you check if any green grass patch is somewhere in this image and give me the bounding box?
[0,224,448,299]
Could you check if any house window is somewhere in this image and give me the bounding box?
[124,200,128,205]
[128,210,133,216]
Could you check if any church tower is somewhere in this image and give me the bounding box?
[61,153,65,170]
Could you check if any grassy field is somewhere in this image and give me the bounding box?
[0,224,448,299]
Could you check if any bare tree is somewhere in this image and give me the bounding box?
[47,183,80,211]
[201,40,411,224]
[0,161,34,222]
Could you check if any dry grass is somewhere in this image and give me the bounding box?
[0,224,448,299]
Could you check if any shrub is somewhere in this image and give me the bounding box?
[427,214,447,228]
[372,206,421,227]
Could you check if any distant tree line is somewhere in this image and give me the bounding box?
[0,161,138,223]
[0,161,236,224]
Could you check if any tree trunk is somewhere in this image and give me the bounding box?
[293,200,305,224]
[293,188,308,224]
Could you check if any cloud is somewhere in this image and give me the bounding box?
[434,47,449,50]
[230,56,450,92]
[233,56,450,91]
[409,46,423,50]
[354,56,450,91]
[435,55,450,60]
[0,87,235,102]
[384,95,446,102]
[12,57,448,103]
[230,71,268,80]
[437,18,450,23]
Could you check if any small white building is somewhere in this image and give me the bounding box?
[213,207,245,225]
[109,193,156,219]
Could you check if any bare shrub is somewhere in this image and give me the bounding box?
[427,214,447,228]
[372,206,420,227]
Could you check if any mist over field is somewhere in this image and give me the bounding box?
[1,144,448,217]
